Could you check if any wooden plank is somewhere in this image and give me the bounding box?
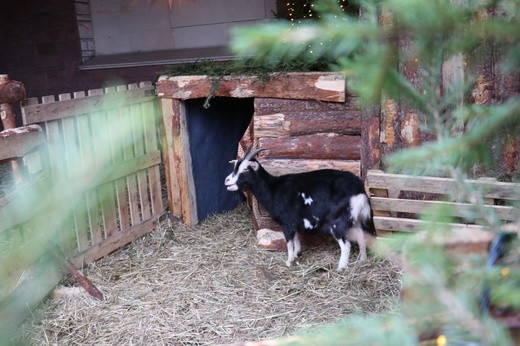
[104,86,131,233]
[20,97,39,125]
[88,88,118,239]
[81,151,162,194]
[40,96,66,181]
[367,170,520,201]
[156,72,345,102]
[254,97,356,114]
[373,216,490,233]
[131,97,152,221]
[254,110,361,138]
[0,125,44,161]
[118,85,140,227]
[172,99,197,226]
[141,96,163,216]
[159,99,197,226]
[22,87,155,124]
[75,94,105,246]
[370,197,519,222]
[57,93,90,252]
[261,159,360,177]
[73,211,164,266]
[159,98,182,218]
[258,133,360,160]
[98,180,118,239]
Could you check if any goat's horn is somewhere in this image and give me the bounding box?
[245,147,267,161]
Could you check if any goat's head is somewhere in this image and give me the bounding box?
[224,147,266,191]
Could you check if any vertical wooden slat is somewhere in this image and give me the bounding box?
[142,92,163,216]
[118,84,140,226]
[88,88,119,239]
[42,95,64,180]
[76,91,105,245]
[130,84,152,220]
[160,98,197,225]
[41,94,78,253]
[106,86,131,232]
[56,93,90,252]
[160,98,181,218]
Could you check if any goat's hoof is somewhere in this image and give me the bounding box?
[286,260,293,267]
[336,265,347,272]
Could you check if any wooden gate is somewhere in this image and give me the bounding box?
[21,82,164,264]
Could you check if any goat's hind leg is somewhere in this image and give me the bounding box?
[293,232,302,257]
[330,220,352,271]
[284,230,298,267]
[351,226,367,261]
[336,238,351,271]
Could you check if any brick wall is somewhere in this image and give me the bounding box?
[0,0,164,100]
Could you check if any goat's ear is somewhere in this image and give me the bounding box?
[249,161,259,171]
[229,159,238,165]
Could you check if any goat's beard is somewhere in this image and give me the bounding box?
[226,184,239,191]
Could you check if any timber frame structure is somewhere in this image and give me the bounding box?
[156,72,378,232]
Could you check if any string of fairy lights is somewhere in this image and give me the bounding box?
[282,1,354,54]
[284,0,352,24]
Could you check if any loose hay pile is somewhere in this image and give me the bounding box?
[20,204,402,345]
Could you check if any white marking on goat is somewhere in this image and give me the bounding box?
[303,218,313,230]
[350,194,371,223]
[299,192,314,205]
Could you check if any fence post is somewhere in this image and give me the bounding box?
[0,74,25,129]
[0,74,27,185]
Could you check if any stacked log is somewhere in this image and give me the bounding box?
[246,98,362,250]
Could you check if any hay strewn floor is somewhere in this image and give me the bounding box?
[20,205,402,345]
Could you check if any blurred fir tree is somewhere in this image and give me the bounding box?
[231,0,520,344]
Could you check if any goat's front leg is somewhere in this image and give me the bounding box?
[336,239,351,271]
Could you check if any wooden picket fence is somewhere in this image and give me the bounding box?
[0,82,165,332]
[20,81,165,264]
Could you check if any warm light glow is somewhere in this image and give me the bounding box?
[437,335,447,346]
[501,267,510,276]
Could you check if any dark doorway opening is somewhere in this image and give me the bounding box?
[185,97,253,222]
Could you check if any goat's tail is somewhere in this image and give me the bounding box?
[350,194,377,237]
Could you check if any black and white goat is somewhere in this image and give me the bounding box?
[224,148,376,271]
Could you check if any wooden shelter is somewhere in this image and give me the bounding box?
[157,72,375,249]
